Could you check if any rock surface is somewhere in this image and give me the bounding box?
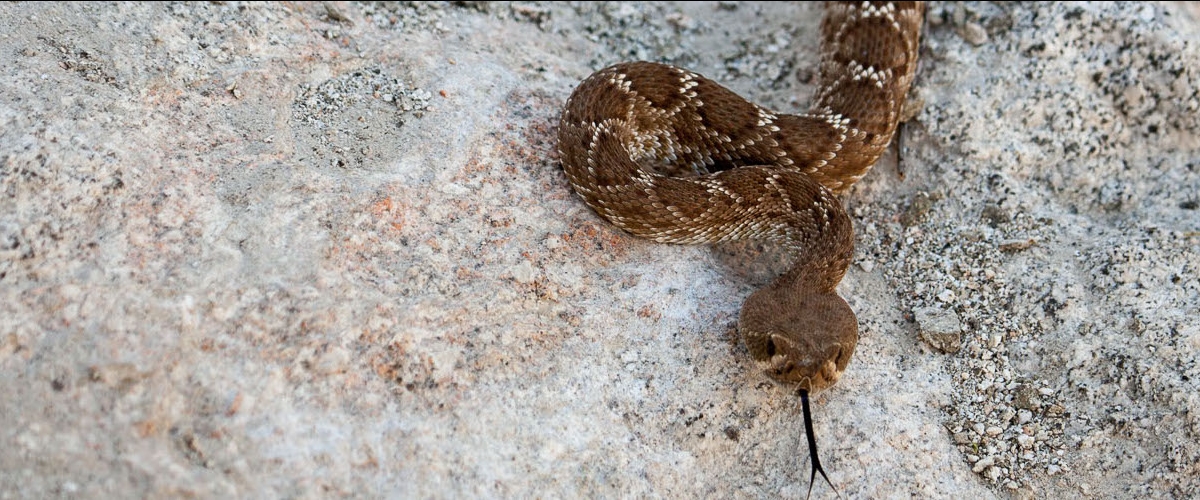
[1,2,1197,498]
[915,306,964,354]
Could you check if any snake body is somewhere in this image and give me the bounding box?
[559,1,923,396]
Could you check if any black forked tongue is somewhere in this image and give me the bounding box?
[801,389,840,499]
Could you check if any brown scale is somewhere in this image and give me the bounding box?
[558,2,923,497]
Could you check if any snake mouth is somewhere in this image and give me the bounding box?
[767,357,814,387]
[766,361,841,395]
[760,336,844,393]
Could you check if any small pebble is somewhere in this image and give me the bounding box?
[914,306,964,353]
[972,455,995,473]
[961,21,988,45]
[1017,434,1035,448]
[986,466,1003,481]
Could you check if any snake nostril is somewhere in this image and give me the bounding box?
[766,338,777,357]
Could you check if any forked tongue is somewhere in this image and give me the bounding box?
[801,389,840,499]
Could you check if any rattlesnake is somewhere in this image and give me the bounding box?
[558,1,923,493]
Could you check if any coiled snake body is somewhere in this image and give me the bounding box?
[558,1,923,493]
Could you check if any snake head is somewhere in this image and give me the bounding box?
[739,287,858,394]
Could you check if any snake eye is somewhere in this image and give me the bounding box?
[766,338,777,357]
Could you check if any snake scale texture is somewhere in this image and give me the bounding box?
[559,1,923,397]
[559,2,923,493]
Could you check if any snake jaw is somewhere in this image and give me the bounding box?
[759,334,846,394]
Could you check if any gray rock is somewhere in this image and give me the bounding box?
[1,2,1197,498]
[915,306,965,353]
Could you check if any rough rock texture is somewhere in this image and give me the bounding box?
[915,306,963,354]
[1,2,1197,498]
